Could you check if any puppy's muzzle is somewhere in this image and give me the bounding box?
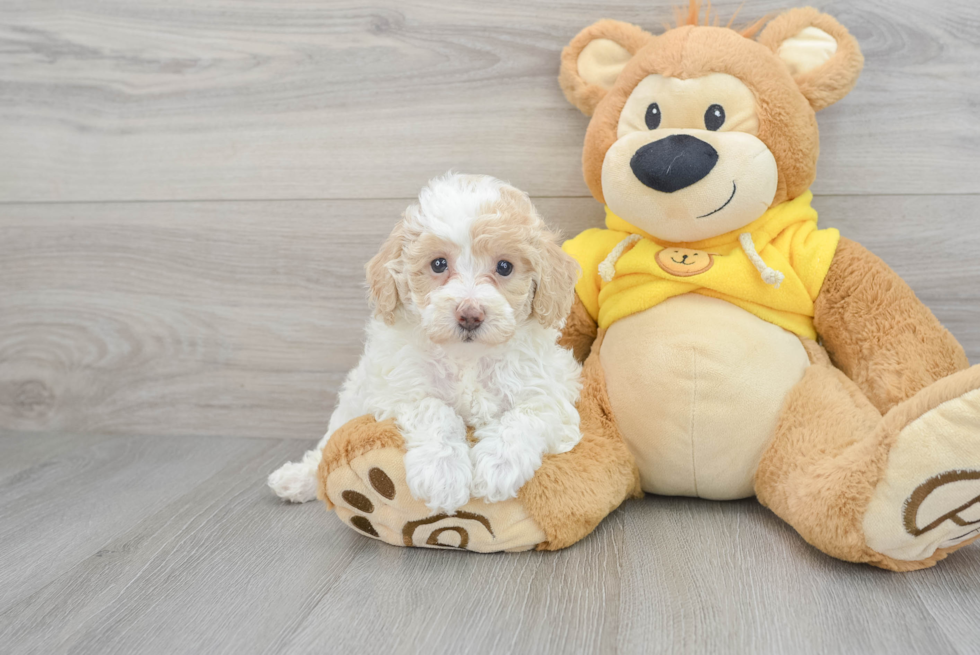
[455,300,485,332]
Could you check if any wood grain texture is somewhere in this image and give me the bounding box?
[0,0,978,201]
[2,0,979,651]
[2,194,977,439]
[1,433,978,655]
[0,432,273,609]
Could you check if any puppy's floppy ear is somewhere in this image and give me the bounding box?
[559,19,654,116]
[531,233,582,330]
[365,220,405,325]
[757,8,864,112]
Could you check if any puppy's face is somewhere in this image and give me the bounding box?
[405,225,534,345]
[367,174,580,347]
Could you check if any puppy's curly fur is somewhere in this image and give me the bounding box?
[268,173,583,512]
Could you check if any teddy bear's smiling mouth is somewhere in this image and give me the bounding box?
[696,181,737,219]
[670,257,696,265]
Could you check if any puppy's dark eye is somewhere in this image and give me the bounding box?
[495,260,513,276]
[431,258,448,273]
[645,102,661,130]
[705,104,725,131]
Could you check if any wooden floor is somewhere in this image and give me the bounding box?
[2,0,979,653]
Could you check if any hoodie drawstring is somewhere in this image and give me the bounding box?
[739,233,784,288]
[598,234,642,283]
[598,232,785,289]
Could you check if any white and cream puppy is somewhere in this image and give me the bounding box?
[268,173,583,513]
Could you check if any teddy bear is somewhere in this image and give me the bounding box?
[316,3,980,570]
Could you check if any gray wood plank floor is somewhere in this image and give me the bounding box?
[2,432,980,655]
[2,0,980,652]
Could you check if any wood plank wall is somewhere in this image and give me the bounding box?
[1,0,978,439]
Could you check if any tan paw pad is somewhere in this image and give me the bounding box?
[903,470,980,548]
[324,446,546,553]
[865,388,980,561]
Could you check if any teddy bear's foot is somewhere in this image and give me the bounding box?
[863,366,980,564]
[317,416,546,552]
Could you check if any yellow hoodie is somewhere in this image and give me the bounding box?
[561,191,839,340]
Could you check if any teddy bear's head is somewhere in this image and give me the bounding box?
[559,3,863,242]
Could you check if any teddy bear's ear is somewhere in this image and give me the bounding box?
[559,19,654,116]
[757,7,864,112]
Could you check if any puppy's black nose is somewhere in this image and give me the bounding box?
[630,134,718,193]
[456,304,485,332]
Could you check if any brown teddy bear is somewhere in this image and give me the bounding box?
[317,3,980,570]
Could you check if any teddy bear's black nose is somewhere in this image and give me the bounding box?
[630,134,719,193]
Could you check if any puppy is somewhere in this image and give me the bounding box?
[268,173,583,512]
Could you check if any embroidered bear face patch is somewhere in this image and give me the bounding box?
[655,248,715,277]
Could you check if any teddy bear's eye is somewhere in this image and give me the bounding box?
[496,260,513,276]
[704,104,725,131]
[431,258,448,273]
[645,103,662,130]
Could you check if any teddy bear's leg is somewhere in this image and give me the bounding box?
[755,342,980,570]
[519,329,643,549]
[318,415,549,552]
[318,330,641,551]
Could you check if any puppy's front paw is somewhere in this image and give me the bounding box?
[404,442,472,514]
[470,439,541,503]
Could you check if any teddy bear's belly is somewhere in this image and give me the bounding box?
[600,294,810,499]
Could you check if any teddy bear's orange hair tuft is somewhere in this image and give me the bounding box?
[666,0,769,39]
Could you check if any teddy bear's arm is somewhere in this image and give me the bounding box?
[559,294,598,363]
[813,237,970,415]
